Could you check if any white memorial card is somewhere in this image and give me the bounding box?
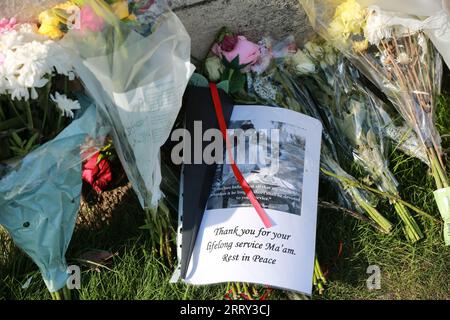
[182,105,322,295]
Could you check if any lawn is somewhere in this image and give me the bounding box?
[0,87,449,301]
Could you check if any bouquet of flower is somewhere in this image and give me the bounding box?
[299,0,450,245]
[287,39,424,242]
[247,61,394,234]
[0,20,80,162]
[55,0,194,258]
[0,7,109,298]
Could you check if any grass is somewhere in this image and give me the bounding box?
[0,93,449,300]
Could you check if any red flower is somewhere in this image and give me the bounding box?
[220,34,239,52]
[82,152,112,193]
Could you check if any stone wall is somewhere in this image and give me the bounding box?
[0,0,313,59]
[172,0,314,59]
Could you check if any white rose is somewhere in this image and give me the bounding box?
[304,41,323,60]
[291,50,316,75]
[205,56,224,82]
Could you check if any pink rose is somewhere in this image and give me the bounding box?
[0,17,17,34]
[0,53,4,66]
[79,5,104,34]
[213,35,261,66]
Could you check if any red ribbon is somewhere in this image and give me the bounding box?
[209,83,272,228]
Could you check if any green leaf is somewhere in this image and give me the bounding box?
[222,55,242,70]
[221,68,231,82]
[215,27,233,43]
[0,117,23,132]
[217,80,230,94]
[9,146,25,156]
[139,224,152,231]
[229,71,247,94]
[10,132,22,147]
[24,132,39,153]
[189,73,209,88]
[0,104,5,121]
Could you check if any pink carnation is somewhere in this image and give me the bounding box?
[0,17,17,34]
[79,5,104,34]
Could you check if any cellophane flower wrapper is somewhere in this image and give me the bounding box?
[60,0,194,210]
[0,96,104,292]
[331,59,399,194]
[300,0,444,159]
[328,58,424,241]
[242,43,392,233]
[300,0,449,243]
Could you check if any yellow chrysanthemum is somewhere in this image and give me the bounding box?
[38,10,64,39]
[328,0,367,43]
[352,39,369,53]
[111,1,130,20]
[54,1,76,11]
[38,1,76,39]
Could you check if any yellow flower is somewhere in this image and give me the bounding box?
[38,1,76,39]
[127,14,137,21]
[328,0,366,43]
[352,39,368,53]
[38,10,64,39]
[111,1,130,20]
[54,1,76,11]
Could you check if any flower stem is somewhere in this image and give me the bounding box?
[24,100,33,130]
[322,168,440,224]
[429,147,448,189]
[393,201,423,243]
[8,99,27,127]
[351,188,393,234]
[41,80,52,135]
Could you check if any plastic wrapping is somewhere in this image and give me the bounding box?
[60,0,194,209]
[331,58,423,241]
[434,187,450,245]
[241,45,393,233]
[0,98,102,292]
[299,0,444,151]
[358,0,450,69]
[300,0,450,68]
[285,35,423,241]
[332,59,400,193]
[300,1,449,240]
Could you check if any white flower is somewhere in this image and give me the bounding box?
[290,50,316,75]
[204,56,224,82]
[323,43,337,66]
[304,41,323,60]
[0,24,74,101]
[364,6,393,45]
[51,92,81,118]
[396,52,411,65]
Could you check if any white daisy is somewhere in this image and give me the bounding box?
[50,92,81,118]
[0,23,75,101]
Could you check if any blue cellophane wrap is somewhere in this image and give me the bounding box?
[0,103,97,292]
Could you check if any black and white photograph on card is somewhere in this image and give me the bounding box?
[207,119,306,216]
